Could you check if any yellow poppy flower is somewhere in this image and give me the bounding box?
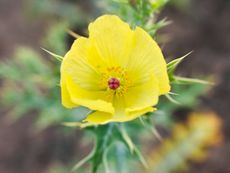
[60,15,170,124]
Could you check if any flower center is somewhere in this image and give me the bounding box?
[108,77,120,90]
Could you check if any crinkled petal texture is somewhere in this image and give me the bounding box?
[61,15,170,125]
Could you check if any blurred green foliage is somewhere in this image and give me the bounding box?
[0,47,91,129]
[0,0,94,130]
[43,22,69,55]
[25,0,89,26]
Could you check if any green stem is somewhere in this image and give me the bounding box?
[92,124,114,173]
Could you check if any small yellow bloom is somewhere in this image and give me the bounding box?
[61,15,170,124]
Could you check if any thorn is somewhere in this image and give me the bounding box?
[174,76,214,85]
[166,94,181,105]
[41,47,63,61]
[67,29,82,39]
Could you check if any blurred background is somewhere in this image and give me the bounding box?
[0,0,229,173]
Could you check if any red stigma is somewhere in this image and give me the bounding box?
[108,77,120,90]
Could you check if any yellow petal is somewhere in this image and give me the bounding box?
[112,99,155,122]
[88,15,134,67]
[84,111,113,124]
[125,75,159,112]
[61,37,105,91]
[60,74,77,108]
[127,27,170,95]
[61,37,115,113]
[84,96,155,124]
[84,97,128,124]
[84,106,155,124]
[126,106,156,120]
[84,96,127,124]
[65,74,114,114]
